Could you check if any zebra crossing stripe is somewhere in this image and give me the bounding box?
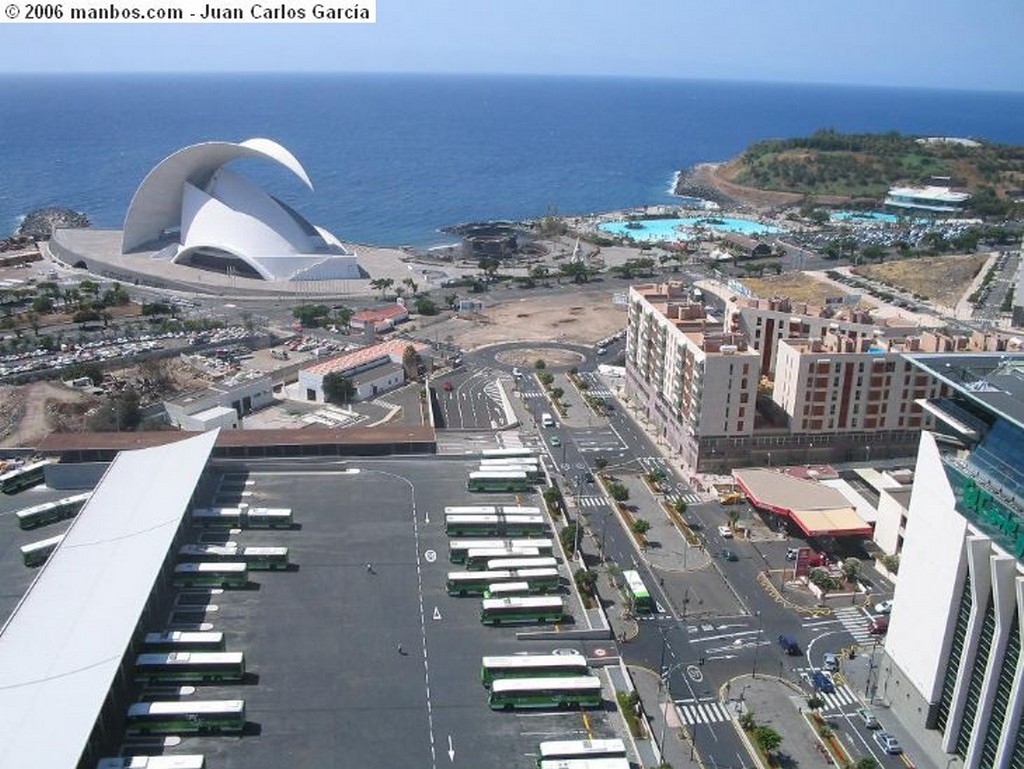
[675,701,731,725]
[819,686,858,711]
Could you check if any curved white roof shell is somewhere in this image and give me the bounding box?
[122,138,360,281]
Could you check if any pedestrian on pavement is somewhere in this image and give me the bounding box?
[397,643,404,655]
[366,562,374,574]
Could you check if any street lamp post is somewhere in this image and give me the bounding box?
[751,610,763,678]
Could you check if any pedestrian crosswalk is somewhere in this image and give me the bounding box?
[673,700,733,725]
[816,684,859,712]
[833,606,873,643]
[577,495,608,509]
[669,492,703,506]
[521,391,546,399]
[638,456,669,473]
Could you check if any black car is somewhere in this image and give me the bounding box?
[719,549,738,562]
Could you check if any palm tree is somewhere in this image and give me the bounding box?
[402,277,419,296]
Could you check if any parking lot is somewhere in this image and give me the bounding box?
[123,459,623,768]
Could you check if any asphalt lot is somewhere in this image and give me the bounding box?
[431,366,509,429]
[116,460,624,769]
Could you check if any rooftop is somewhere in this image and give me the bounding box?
[906,353,1024,431]
[352,305,409,323]
[0,430,218,768]
[886,185,971,203]
[304,339,429,377]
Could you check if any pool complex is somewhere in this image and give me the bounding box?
[829,210,932,224]
[599,216,785,241]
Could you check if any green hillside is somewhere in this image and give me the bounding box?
[730,129,1024,216]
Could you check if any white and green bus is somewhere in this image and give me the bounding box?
[465,546,541,570]
[485,556,559,572]
[481,596,564,625]
[537,739,628,766]
[15,492,91,530]
[96,756,206,769]
[480,654,589,687]
[143,631,225,653]
[135,651,245,683]
[173,562,248,589]
[125,699,246,735]
[447,567,561,596]
[445,513,548,537]
[243,507,293,529]
[479,457,539,469]
[483,581,533,599]
[449,537,554,564]
[191,507,243,527]
[477,464,543,481]
[444,505,498,515]
[539,759,630,769]
[0,459,52,495]
[488,676,602,710]
[467,471,532,493]
[19,533,64,567]
[178,544,289,570]
[481,448,536,460]
[622,569,655,613]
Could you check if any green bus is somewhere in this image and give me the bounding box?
[465,546,540,570]
[480,596,564,626]
[537,739,628,767]
[622,569,655,613]
[19,533,64,568]
[478,462,543,480]
[447,567,560,596]
[449,537,554,564]
[488,676,602,710]
[480,653,589,687]
[125,699,246,735]
[15,492,91,530]
[135,651,245,683]
[96,756,206,769]
[178,544,290,570]
[0,459,51,495]
[142,630,225,653]
[173,562,248,589]
[445,513,548,537]
[483,581,533,599]
[467,471,532,493]
[539,759,630,769]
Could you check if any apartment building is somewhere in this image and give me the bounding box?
[625,282,758,469]
[878,353,1024,769]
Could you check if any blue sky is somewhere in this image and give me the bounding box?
[4,0,1022,92]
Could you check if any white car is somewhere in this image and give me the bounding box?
[717,525,733,538]
[875,599,893,614]
[512,367,522,378]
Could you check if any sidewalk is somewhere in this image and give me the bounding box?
[628,665,706,769]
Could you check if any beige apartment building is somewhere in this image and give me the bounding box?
[625,280,1021,472]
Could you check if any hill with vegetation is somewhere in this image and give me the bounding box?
[726,130,1024,217]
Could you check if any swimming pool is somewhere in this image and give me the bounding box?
[829,210,901,224]
[599,216,784,241]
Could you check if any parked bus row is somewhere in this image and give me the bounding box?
[191,506,293,529]
[14,491,91,531]
[97,756,207,768]
[178,543,291,570]
[445,511,548,537]
[467,470,536,493]
[446,568,562,596]
[536,739,628,768]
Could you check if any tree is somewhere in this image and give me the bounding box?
[550,386,564,401]
[727,509,741,529]
[673,498,688,516]
[293,304,330,328]
[608,482,629,503]
[752,725,782,755]
[594,457,609,472]
[574,568,598,596]
[369,277,394,299]
[560,522,579,553]
[631,518,651,536]
[332,305,354,331]
[538,371,554,387]
[443,293,459,310]
[414,296,439,316]
[402,277,419,296]
[530,265,551,285]
[806,695,826,711]
[31,295,54,314]
[842,556,862,583]
[322,372,356,405]
[402,344,421,380]
[855,757,879,769]
[534,359,546,370]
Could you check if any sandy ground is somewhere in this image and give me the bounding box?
[852,253,990,310]
[495,348,585,367]
[740,273,875,309]
[0,381,90,448]
[442,291,629,349]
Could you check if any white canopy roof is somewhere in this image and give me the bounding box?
[0,430,218,768]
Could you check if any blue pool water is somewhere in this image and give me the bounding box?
[830,210,901,223]
[599,216,784,241]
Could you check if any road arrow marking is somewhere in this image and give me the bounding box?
[448,734,455,762]
[433,606,442,621]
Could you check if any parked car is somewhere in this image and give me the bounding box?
[874,731,902,754]
[549,435,561,447]
[856,708,879,729]
[868,616,890,635]
[717,525,734,538]
[811,670,835,694]
[512,367,522,378]
[786,547,800,560]
[822,653,839,672]
[596,346,607,356]
[719,549,738,562]
[874,599,893,614]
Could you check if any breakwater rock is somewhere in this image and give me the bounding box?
[673,164,739,208]
[16,207,90,240]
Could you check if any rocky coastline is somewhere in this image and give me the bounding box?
[15,207,90,241]
[672,163,741,208]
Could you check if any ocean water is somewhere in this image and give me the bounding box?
[1,74,1022,247]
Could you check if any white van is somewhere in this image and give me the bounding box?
[541,412,555,427]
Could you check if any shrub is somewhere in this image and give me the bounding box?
[631,518,651,536]
[535,359,547,369]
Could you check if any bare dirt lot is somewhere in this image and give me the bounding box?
[0,381,91,448]
[741,272,873,308]
[852,253,989,309]
[444,292,628,350]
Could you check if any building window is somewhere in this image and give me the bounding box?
[980,616,1019,768]
[956,598,997,757]
[936,577,972,733]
